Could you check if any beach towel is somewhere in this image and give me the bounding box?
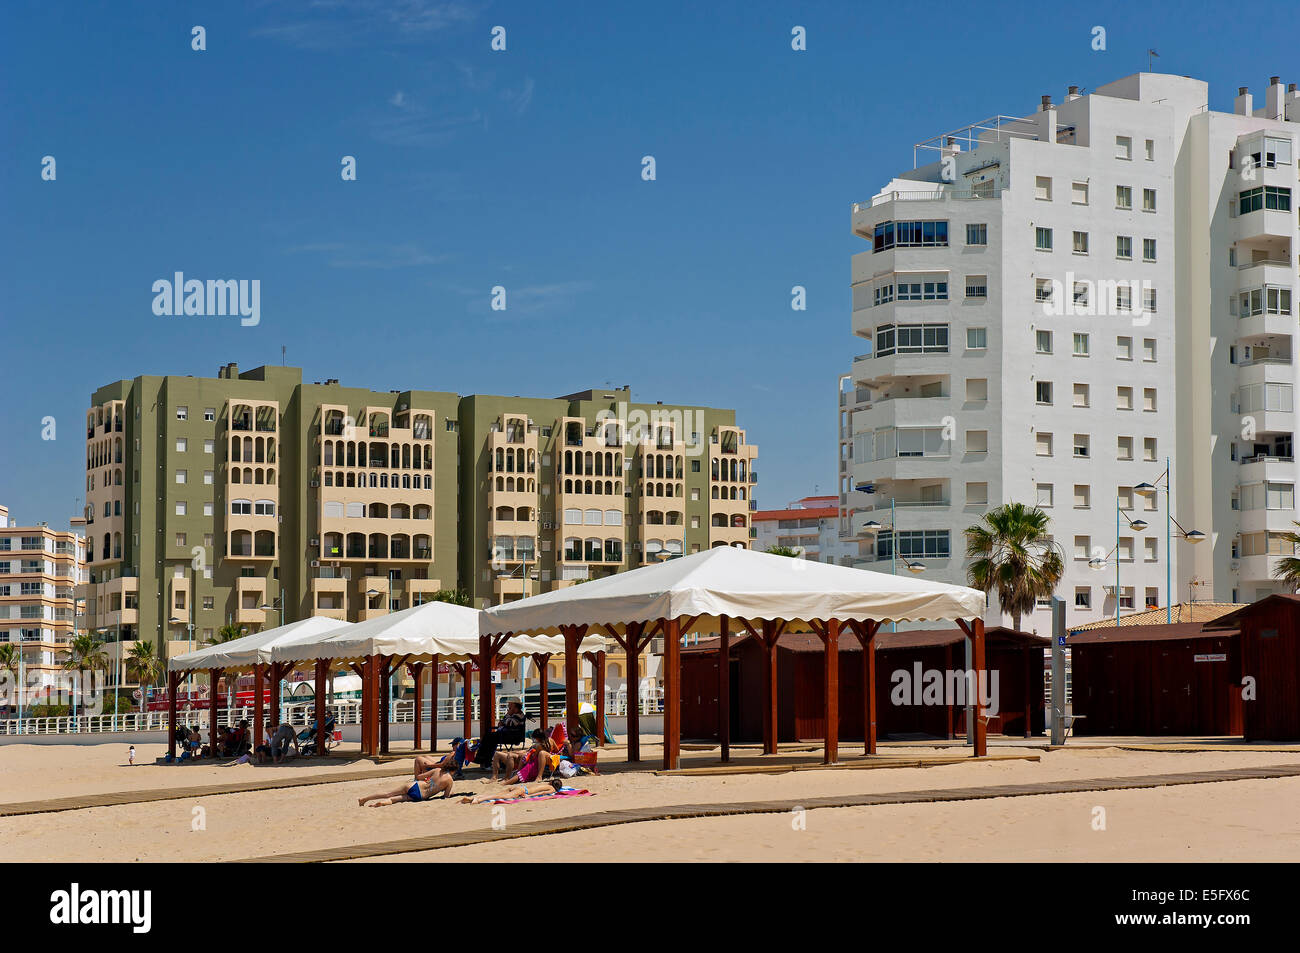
[480,787,592,805]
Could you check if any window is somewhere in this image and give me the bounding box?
[1036,484,1054,507]
[1075,587,1092,609]
[1116,235,1132,260]
[203,470,213,485]
[1143,287,1157,313]
[1035,279,1054,303]
[204,439,214,453]
[175,501,187,516]
[1036,381,1053,405]
[965,223,987,246]
[1116,185,1132,209]
[1036,432,1053,457]
[1073,434,1090,458]
[203,502,214,517]
[1143,238,1157,262]
[1144,139,1155,161]
[203,596,214,610]
[1143,338,1156,362]
[1073,382,1090,407]
[965,378,988,401]
[1036,330,1053,354]
[175,469,187,484]
[966,430,988,453]
[965,275,987,298]
[1072,230,1089,254]
[254,500,275,516]
[1117,386,1134,410]
[1074,484,1091,508]
[875,529,951,561]
[176,406,188,420]
[203,408,215,421]
[1115,136,1132,160]
[1035,176,1053,200]
[873,220,950,251]
[1118,436,1134,460]
[1239,186,1291,214]
[1143,387,1157,412]
[1143,437,1157,462]
[231,500,252,515]
[1119,587,1135,609]
[895,278,948,301]
[1142,188,1157,212]
[1073,333,1090,357]
[966,482,988,505]
[1073,282,1089,307]
[1116,286,1133,311]
[1073,536,1091,559]
[1071,181,1089,205]
[1116,336,1133,360]
[176,438,187,452]
[1035,227,1053,251]
[1144,538,1158,563]
[1144,586,1159,608]
[966,327,987,350]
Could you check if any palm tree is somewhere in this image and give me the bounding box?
[0,643,18,713]
[62,633,108,720]
[431,588,473,606]
[765,545,802,558]
[127,641,163,711]
[964,502,1065,630]
[210,623,246,644]
[1271,521,1300,592]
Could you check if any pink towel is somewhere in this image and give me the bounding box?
[482,788,592,805]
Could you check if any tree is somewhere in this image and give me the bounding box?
[127,641,163,710]
[0,643,18,711]
[964,502,1065,630]
[765,545,802,558]
[1271,521,1300,592]
[211,623,246,644]
[62,633,108,719]
[431,588,473,606]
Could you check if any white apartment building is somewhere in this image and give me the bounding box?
[752,495,859,565]
[839,72,1300,632]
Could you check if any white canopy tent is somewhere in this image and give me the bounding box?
[481,546,988,768]
[168,616,351,672]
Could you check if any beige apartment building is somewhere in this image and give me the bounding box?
[0,504,86,704]
[79,364,757,695]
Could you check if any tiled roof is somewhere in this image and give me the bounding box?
[1070,603,1247,632]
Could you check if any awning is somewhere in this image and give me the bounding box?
[168,616,352,672]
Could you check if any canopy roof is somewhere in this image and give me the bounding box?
[269,601,603,665]
[168,616,352,672]
[481,546,986,637]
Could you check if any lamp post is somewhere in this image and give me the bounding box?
[1087,499,1150,625]
[1134,457,1206,624]
[862,498,926,632]
[258,595,285,629]
[167,616,195,698]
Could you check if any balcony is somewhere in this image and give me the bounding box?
[1238,454,1294,483]
[1236,553,1290,583]
[1237,208,1295,242]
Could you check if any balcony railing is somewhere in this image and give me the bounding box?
[853,187,1002,211]
[1241,454,1294,464]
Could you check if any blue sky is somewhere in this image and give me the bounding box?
[2,0,1297,529]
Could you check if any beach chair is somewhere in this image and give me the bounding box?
[298,715,337,755]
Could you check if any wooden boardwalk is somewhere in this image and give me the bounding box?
[238,762,1300,863]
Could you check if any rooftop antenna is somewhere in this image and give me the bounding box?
[1147,49,1159,70]
[281,346,287,366]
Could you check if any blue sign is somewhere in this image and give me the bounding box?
[1057,635,1067,646]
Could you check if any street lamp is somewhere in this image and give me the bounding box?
[860,499,925,631]
[258,595,285,628]
[1089,501,1154,626]
[1134,457,1206,623]
[168,615,196,697]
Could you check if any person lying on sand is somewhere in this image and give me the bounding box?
[358,768,455,807]
[459,778,562,804]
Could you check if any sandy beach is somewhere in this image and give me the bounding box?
[3,739,1300,862]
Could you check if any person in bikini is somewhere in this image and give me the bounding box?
[459,778,562,804]
[358,764,455,807]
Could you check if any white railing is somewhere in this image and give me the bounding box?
[853,187,1001,211]
[0,689,666,737]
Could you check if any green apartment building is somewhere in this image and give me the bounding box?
[79,363,757,676]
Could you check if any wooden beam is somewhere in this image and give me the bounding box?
[602,623,630,652]
[847,620,882,755]
[761,619,779,755]
[531,653,551,733]
[458,662,472,741]
[379,657,391,755]
[944,644,955,740]
[738,618,761,641]
[409,662,425,749]
[167,671,180,760]
[1024,646,1034,739]
[268,662,282,729]
[314,659,329,757]
[972,618,988,757]
[823,620,840,764]
[562,626,582,744]
[429,654,439,752]
[662,617,681,770]
[718,615,730,763]
[478,635,494,741]
[595,650,606,746]
[253,662,265,753]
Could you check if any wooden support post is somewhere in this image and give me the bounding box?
[207,669,221,753]
[718,615,730,762]
[625,627,642,762]
[379,657,391,755]
[410,662,424,750]
[460,663,472,741]
[663,617,681,770]
[253,662,265,751]
[167,671,180,760]
[268,663,282,729]
[972,618,988,757]
[366,654,381,756]
[595,649,606,745]
[944,644,955,740]
[865,625,877,755]
[532,653,551,734]
[478,635,494,742]
[823,620,840,765]
[762,619,779,755]
[1024,646,1034,739]
[314,659,329,757]
[429,654,439,752]
[562,626,584,744]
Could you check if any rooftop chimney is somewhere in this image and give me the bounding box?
[1066,85,1081,101]
[1040,94,1053,111]
[1235,86,1253,116]
[1266,76,1284,120]
[1038,95,1056,142]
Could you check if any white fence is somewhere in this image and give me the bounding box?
[0,688,665,736]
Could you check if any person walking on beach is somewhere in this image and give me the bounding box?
[128,745,136,766]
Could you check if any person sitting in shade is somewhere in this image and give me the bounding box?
[471,700,527,772]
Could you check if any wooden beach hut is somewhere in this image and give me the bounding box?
[1205,594,1300,741]
[481,546,988,769]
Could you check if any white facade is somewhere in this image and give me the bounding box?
[752,495,859,565]
[839,73,1300,633]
